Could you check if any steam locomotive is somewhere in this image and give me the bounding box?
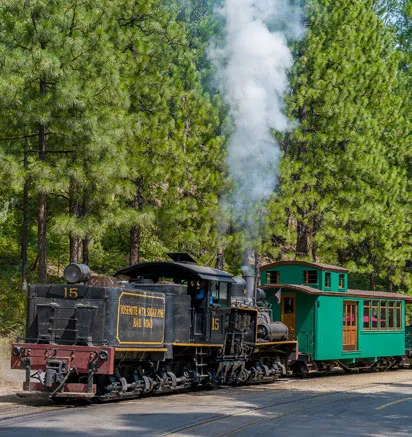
[11,253,296,400]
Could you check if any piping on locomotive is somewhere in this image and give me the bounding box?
[10,253,297,400]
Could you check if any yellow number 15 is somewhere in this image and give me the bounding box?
[212,317,220,331]
[64,287,78,299]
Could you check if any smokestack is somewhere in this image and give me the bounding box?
[242,265,256,302]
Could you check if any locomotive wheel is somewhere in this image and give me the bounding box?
[238,369,249,384]
[167,372,177,388]
[142,376,153,393]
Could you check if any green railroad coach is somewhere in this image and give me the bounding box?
[260,261,412,371]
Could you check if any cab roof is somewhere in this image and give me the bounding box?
[115,262,236,283]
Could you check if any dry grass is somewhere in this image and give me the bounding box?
[0,337,24,396]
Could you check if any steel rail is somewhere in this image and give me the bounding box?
[154,376,412,437]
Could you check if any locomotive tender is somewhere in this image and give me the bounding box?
[11,253,296,400]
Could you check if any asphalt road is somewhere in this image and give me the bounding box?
[1,371,412,436]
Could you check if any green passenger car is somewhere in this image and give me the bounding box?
[260,261,412,370]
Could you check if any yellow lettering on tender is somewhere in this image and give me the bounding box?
[144,319,153,328]
[133,317,143,328]
[120,305,165,319]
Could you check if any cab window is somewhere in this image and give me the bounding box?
[210,281,229,306]
[218,282,229,306]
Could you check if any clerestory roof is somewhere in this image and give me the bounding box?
[261,261,349,273]
[262,284,412,302]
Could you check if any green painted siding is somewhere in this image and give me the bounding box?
[264,288,281,323]
[321,270,347,292]
[314,296,405,360]
[261,265,348,292]
[264,289,316,356]
[265,287,405,361]
[261,263,406,362]
[261,265,320,288]
[315,296,348,360]
[294,292,316,356]
[406,326,412,350]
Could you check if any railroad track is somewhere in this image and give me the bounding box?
[153,377,411,437]
[0,394,76,425]
[1,373,411,433]
[153,393,362,436]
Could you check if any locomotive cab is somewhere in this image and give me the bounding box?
[116,256,236,345]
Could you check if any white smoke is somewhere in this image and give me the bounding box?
[210,0,303,239]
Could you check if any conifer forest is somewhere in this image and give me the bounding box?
[0,0,410,332]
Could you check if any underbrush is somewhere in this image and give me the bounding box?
[0,335,24,393]
[0,270,26,337]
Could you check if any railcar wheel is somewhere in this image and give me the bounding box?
[297,362,308,377]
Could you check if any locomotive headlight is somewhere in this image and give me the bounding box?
[99,350,109,361]
[64,263,91,284]
[12,346,21,357]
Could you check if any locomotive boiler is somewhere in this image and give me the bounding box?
[11,253,296,400]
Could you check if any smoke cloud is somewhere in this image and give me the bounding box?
[210,0,303,247]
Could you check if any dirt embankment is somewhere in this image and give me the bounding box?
[0,337,23,396]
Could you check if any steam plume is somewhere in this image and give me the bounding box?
[210,0,303,248]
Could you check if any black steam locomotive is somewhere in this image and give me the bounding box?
[11,253,296,401]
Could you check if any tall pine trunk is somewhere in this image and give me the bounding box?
[369,241,376,290]
[83,234,90,265]
[311,239,317,262]
[370,271,376,291]
[21,144,29,292]
[69,178,82,263]
[81,199,90,265]
[129,178,144,265]
[70,236,82,263]
[129,225,141,265]
[296,214,309,258]
[37,77,47,283]
[387,265,393,293]
[311,216,320,262]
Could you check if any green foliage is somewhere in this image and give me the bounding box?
[0,0,411,336]
[0,0,225,331]
[263,0,411,292]
[0,272,25,335]
[0,206,26,334]
[108,0,224,261]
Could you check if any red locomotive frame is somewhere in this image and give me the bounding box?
[11,343,115,397]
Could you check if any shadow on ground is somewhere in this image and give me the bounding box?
[1,376,412,437]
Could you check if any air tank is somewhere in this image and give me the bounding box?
[257,311,289,341]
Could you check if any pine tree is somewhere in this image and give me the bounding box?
[376,0,412,290]
[0,1,129,280]
[264,0,411,290]
[111,0,224,264]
